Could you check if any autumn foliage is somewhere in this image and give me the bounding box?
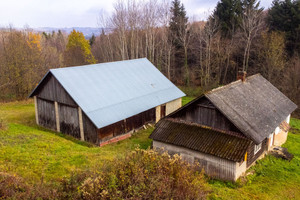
[0,0,299,115]
[64,30,96,67]
[0,148,209,199]
[80,148,208,200]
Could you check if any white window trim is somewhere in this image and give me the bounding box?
[286,114,291,124]
[275,127,280,135]
[254,143,262,155]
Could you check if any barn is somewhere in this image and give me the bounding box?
[29,58,185,146]
[150,73,297,181]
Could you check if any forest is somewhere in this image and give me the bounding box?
[0,0,299,115]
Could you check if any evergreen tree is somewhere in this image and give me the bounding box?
[169,0,188,83]
[169,0,188,47]
[89,34,96,46]
[268,0,300,55]
[213,0,242,38]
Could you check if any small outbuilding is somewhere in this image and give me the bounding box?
[150,73,297,181]
[29,58,185,146]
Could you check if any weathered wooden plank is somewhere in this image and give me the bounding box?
[246,138,268,167]
[78,107,84,141]
[58,103,80,139]
[98,107,155,142]
[37,98,56,130]
[36,74,77,107]
[82,112,98,144]
[55,101,60,132]
[34,96,39,125]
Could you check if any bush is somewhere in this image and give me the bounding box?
[0,118,3,130]
[0,172,60,200]
[0,149,209,199]
[80,148,209,200]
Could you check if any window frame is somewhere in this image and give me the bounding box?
[254,143,262,155]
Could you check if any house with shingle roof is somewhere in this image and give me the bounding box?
[150,73,297,181]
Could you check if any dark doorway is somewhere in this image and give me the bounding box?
[161,104,166,118]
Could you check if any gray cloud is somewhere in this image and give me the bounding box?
[0,0,273,28]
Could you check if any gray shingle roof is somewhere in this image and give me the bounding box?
[30,58,185,128]
[205,74,297,144]
[149,118,251,162]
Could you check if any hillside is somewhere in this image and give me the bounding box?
[0,98,299,199]
[34,27,103,38]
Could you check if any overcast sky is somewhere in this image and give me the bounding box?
[0,0,274,28]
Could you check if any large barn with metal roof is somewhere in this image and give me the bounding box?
[150,73,297,181]
[29,58,185,146]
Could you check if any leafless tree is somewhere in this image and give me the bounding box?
[241,6,263,72]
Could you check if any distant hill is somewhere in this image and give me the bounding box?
[35,27,102,38]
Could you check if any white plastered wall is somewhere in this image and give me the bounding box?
[153,140,246,181]
[155,98,182,123]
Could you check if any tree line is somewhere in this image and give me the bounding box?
[0,0,299,115]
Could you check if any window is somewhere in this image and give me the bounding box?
[254,143,262,155]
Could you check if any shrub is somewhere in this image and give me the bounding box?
[0,172,28,199]
[80,148,209,200]
[0,118,3,130]
[0,172,60,200]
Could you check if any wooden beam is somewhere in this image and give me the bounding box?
[155,105,161,123]
[78,107,84,141]
[34,96,39,125]
[54,101,60,132]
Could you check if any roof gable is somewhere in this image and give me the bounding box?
[205,74,297,144]
[30,58,185,128]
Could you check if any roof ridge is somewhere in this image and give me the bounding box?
[50,58,148,71]
[164,118,249,140]
[205,74,261,95]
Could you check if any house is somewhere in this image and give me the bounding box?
[149,73,297,181]
[29,58,185,146]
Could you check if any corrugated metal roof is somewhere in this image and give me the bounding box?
[205,74,297,144]
[150,118,251,162]
[30,58,185,128]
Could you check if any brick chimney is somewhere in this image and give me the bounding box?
[237,71,247,82]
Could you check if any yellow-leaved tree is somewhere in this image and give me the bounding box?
[0,30,43,99]
[64,30,96,67]
[259,31,286,83]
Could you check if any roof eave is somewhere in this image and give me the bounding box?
[28,71,51,98]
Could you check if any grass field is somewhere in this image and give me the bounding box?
[0,100,153,184]
[0,97,299,199]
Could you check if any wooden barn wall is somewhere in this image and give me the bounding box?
[58,103,80,139]
[126,108,155,131]
[82,112,98,144]
[35,74,77,107]
[173,97,240,132]
[37,97,56,130]
[247,138,268,167]
[98,108,155,142]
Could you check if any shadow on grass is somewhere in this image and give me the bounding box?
[34,125,95,148]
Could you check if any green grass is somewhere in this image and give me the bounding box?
[0,97,300,199]
[182,96,195,106]
[0,100,153,184]
[208,119,300,200]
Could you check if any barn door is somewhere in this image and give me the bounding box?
[160,104,166,118]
